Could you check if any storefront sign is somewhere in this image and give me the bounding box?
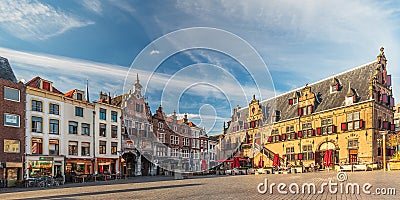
[39,157,54,161]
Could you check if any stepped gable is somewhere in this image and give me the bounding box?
[0,56,17,82]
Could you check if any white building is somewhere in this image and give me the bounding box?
[25,77,66,178]
[63,89,95,175]
[93,92,122,174]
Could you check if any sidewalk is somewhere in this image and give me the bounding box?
[0,174,220,194]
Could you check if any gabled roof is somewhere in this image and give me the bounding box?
[26,76,64,94]
[0,57,17,82]
[227,61,378,133]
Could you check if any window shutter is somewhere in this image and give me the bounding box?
[281,134,286,141]
[387,75,392,86]
[298,153,303,160]
[297,131,302,138]
[382,94,388,104]
[359,120,364,129]
[390,124,395,131]
[298,108,303,116]
[341,123,347,131]
[332,125,337,133]
[390,97,395,108]
[335,84,339,91]
[353,95,357,103]
[317,127,321,135]
[267,136,272,143]
[311,129,315,136]
[293,132,298,139]
[289,99,293,105]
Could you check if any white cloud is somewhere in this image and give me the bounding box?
[107,0,136,16]
[150,50,160,55]
[0,0,94,40]
[82,0,103,14]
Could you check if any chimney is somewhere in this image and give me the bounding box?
[184,114,188,123]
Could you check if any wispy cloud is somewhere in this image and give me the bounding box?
[107,0,136,16]
[150,50,160,55]
[0,0,94,40]
[82,0,103,15]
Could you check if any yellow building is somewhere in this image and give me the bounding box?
[222,47,395,170]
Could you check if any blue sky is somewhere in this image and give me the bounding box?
[1,0,399,135]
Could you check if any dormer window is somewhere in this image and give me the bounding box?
[275,110,281,122]
[288,97,298,105]
[42,80,51,91]
[345,83,358,106]
[77,93,83,100]
[330,77,341,93]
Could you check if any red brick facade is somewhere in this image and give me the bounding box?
[0,78,26,181]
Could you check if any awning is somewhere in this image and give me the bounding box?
[323,149,333,167]
[273,154,280,166]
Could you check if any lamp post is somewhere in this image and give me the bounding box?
[380,131,388,171]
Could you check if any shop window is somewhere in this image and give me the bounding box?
[49,103,59,115]
[111,142,117,155]
[111,125,118,138]
[100,108,106,120]
[81,142,90,156]
[302,145,313,160]
[32,100,43,112]
[82,123,90,136]
[69,121,78,134]
[99,141,106,154]
[99,123,106,137]
[49,119,59,134]
[4,113,20,127]
[49,139,59,155]
[111,111,118,122]
[31,116,43,133]
[75,106,83,117]
[68,141,78,156]
[31,138,43,154]
[4,87,20,102]
[4,139,20,153]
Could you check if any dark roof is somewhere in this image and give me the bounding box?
[227,61,377,132]
[0,57,17,82]
[26,76,64,94]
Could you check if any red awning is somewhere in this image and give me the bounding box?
[323,149,333,167]
[273,154,280,166]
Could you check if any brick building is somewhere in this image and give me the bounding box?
[223,47,395,170]
[0,57,25,187]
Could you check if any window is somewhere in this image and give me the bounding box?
[182,149,189,158]
[49,139,59,155]
[68,141,78,155]
[170,135,174,144]
[77,93,83,101]
[49,119,59,134]
[171,148,179,157]
[111,125,118,138]
[4,113,20,127]
[31,138,43,154]
[111,111,118,122]
[81,142,90,156]
[156,146,166,157]
[69,121,78,134]
[100,108,106,120]
[301,122,313,137]
[183,137,190,146]
[158,122,164,129]
[344,112,363,131]
[321,118,334,135]
[82,123,90,136]
[158,133,165,143]
[75,107,83,117]
[286,147,295,162]
[348,139,358,148]
[49,103,59,115]
[111,142,117,155]
[4,87,20,102]
[99,141,106,154]
[32,100,43,112]
[31,116,43,133]
[4,139,20,153]
[99,123,106,137]
[175,136,179,145]
[302,145,313,160]
[135,103,143,113]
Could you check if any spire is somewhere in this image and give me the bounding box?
[136,73,139,84]
[86,79,90,102]
[346,82,353,97]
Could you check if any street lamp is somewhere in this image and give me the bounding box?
[380,131,388,171]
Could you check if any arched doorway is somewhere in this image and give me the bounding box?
[315,141,339,168]
[122,152,136,177]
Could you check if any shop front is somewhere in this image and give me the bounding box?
[96,158,117,174]
[26,156,65,178]
[4,162,22,187]
[66,159,93,175]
